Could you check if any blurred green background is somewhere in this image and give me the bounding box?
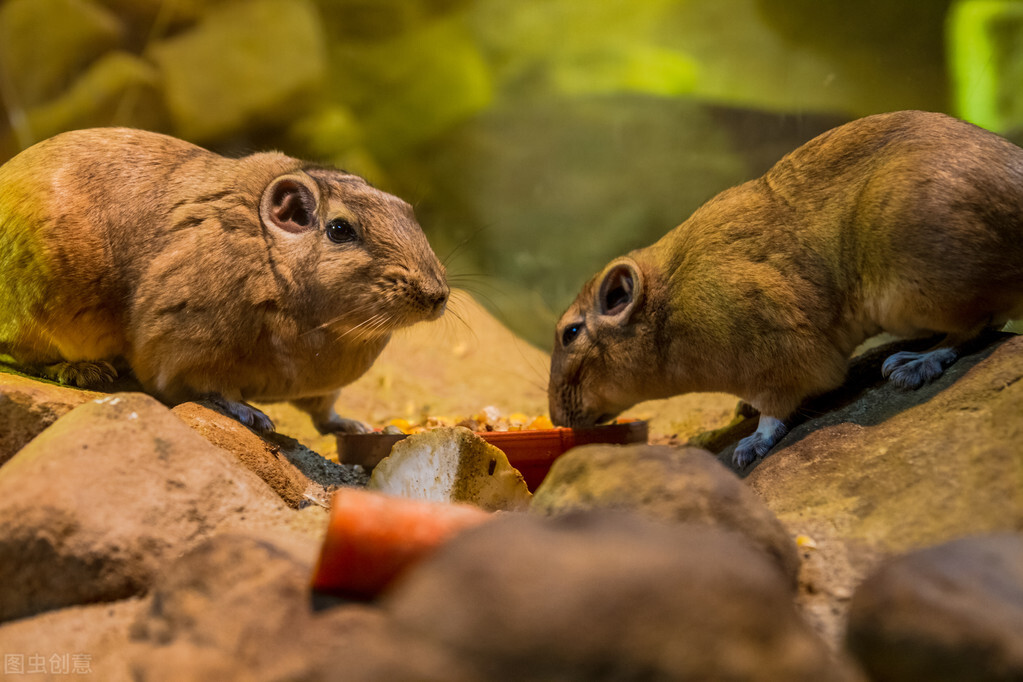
[1,0,1021,348]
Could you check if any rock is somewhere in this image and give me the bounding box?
[0,370,98,466]
[129,533,472,681]
[0,392,291,623]
[329,16,493,161]
[369,426,532,511]
[147,0,326,141]
[0,0,123,109]
[318,0,470,40]
[0,597,145,681]
[24,51,167,142]
[703,333,1023,649]
[531,444,800,585]
[739,334,1023,553]
[385,512,862,681]
[173,401,315,509]
[943,0,1023,136]
[845,534,1023,682]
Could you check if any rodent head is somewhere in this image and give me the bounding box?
[258,168,449,336]
[548,255,668,427]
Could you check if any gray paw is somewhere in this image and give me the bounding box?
[881,348,957,389]
[317,416,372,435]
[732,415,788,469]
[206,395,276,434]
[733,432,772,469]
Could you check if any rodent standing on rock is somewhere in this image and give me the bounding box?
[0,128,449,434]
[549,111,1023,468]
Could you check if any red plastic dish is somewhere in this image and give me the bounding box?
[336,421,648,491]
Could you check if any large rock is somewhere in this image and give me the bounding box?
[845,534,1023,682]
[531,444,800,585]
[385,512,862,681]
[701,333,1023,648]
[24,51,167,142]
[0,392,292,622]
[0,371,98,466]
[739,334,1023,553]
[327,16,493,161]
[0,597,144,681]
[129,533,472,682]
[147,0,326,141]
[170,402,351,509]
[0,0,122,108]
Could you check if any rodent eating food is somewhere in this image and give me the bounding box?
[548,110,1023,468]
[0,127,449,434]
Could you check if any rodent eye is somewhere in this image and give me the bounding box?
[326,218,359,244]
[561,323,581,347]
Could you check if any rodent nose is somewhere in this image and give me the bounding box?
[428,283,449,318]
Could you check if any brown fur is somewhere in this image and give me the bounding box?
[550,111,1023,432]
[0,127,448,433]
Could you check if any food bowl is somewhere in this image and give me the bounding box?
[337,420,648,491]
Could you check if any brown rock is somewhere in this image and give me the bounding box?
[385,512,862,682]
[129,533,473,682]
[173,401,314,508]
[846,533,1023,682]
[0,392,291,622]
[531,444,800,586]
[741,334,1023,552]
[0,370,98,466]
[0,597,144,681]
[703,333,1023,650]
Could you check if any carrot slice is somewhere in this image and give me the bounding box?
[311,487,492,599]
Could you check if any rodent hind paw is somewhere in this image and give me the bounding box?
[45,360,118,388]
[315,415,372,435]
[881,348,957,390]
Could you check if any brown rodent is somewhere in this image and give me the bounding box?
[549,110,1023,468]
[0,127,448,434]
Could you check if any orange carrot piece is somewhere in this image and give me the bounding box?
[311,488,492,599]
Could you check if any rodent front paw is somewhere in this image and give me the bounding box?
[204,395,276,434]
[48,360,118,388]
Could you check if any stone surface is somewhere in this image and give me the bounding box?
[0,0,122,109]
[173,401,317,508]
[0,392,292,622]
[147,0,326,141]
[128,533,472,682]
[846,534,1023,682]
[24,51,166,142]
[385,512,862,681]
[531,444,800,585]
[0,370,98,466]
[699,332,1023,648]
[0,597,144,681]
[738,334,1023,553]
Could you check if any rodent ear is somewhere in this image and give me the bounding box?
[260,174,319,233]
[597,260,643,320]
